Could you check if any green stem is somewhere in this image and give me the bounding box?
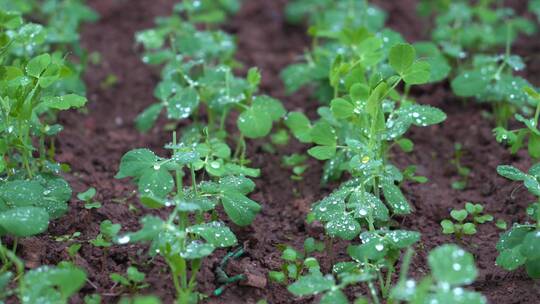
[190,165,197,195]
[368,280,381,304]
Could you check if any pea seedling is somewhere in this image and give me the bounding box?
[450,143,471,190]
[115,132,262,303]
[281,154,308,181]
[135,6,285,165]
[390,244,486,303]
[494,86,540,159]
[90,220,121,248]
[269,238,325,284]
[441,202,493,240]
[290,42,446,242]
[288,229,421,303]
[110,266,149,294]
[495,163,540,279]
[77,187,102,209]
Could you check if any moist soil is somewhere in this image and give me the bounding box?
[13,0,540,303]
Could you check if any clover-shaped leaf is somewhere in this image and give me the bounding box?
[186,221,237,248]
[0,207,49,237]
[221,191,261,226]
[288,272,335,296]
[428,244,477,286]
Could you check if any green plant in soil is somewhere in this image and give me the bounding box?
[441,202,493,241]
[281,153,308,181]
[451,52,536,128]
[134,5,285,162]
[415,0,538,128]
[282,1,404,103]
[450,143,471,190]
[494,86,540,159]
[268,237,325,284]
[0,0,99,96]
[422,0,535,54]
[174,0,240,25]
[0,16,88,288]
[115,132,263,303]
[77,187,102,209]
[0,258,87,304]
[495,163,540,279]
[287,42,445,241]
[110,266,150,294]
[90,220,121,248]
[389,244,486,303]
[287,237,488,303]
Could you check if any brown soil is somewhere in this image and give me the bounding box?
[13,0,540,303]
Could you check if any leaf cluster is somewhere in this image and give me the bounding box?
[495,163,540,278]
[441,202,494,239]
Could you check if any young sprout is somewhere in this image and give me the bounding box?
[110,266,150,294]
[77,187,102,209]
[441,202,493,241]
[450,143,471,190]
[496,163,540,279]
[268,238,325,284]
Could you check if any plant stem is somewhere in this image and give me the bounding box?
[368,280,381,304]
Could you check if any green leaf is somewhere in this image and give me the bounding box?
[135,103,163,132]
[331,98,355,119]
[77,188,96,202]
[497,165,528,181]
[26,53,51,77]
[450,210,468,222]
[441,220,455,234]
[325,213,360,240]
[462,223,477,235]
[116,149,159,179]
[401,104,447,126]
[382,230,420,248]
[138,167,174,198]
[348,191,389,221]
[520,231,540,259]
[310,121,336,146]
[21,262,86,304]
[389,43,415,75]
[529,134,540,159]
[451,72,489,97]
[221,191,261,226]
[238,107,273,139]
[431,289,486,304]
[253,96,286,121]
[285,112,312,143]
[496,246,526,271]
[41,94,87,110]
[428,244,477,285]
[181,241,215,259]
[0,180,42,207]
[0,207,49,237]
[496,225,532,251]
[282,247,298,261]
[403,61,431,85]
[288,272,334,296]
[308,146,337,160]
[525,259,540,279]
[269,271,286,283]
[186,222,237,247]
[320,289,348,304]
[167,87,199,120]
[348,240,387,262]
[381,179,411,214]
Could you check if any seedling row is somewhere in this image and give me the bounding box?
[0,0,539,303]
